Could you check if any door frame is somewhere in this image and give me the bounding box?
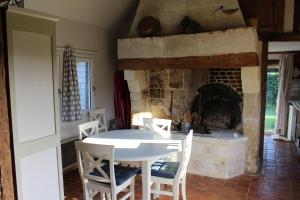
[0,7,17,200]
[259,33,300,161]
[259,41,268,160]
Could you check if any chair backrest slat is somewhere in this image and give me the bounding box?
[75,141,116,187]
[89,108,108,133]
[143,118,171,135]
[78,120,99,140]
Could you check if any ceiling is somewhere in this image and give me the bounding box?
[238,0,258,19]
[25,0,139,28]
[24,0,255,33]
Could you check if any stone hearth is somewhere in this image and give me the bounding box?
[188,131,248,179]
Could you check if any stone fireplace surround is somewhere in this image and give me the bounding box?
[118,27,262,175]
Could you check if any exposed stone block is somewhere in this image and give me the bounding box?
[243,93,261,119]
[124,70,136,80]
[150,98,163,106]
[150,89,161,98]
[149,70,168,89]
[188,135,248,179]
[169,69,184,88]
[243,116,261,174]
[149,83,159,88]
[130,92,148,114]
[241,67,261,94]
[125,70,148,92]
[149,104,169,119]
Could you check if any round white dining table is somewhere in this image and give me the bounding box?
[83,129,186,200]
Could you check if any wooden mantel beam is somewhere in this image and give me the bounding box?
[119,52,259,70]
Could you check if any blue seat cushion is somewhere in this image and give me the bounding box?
[90,164,139,186]
[151,161,179,179]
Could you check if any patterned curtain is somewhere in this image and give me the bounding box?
[61,47,82,121]
[275,54,294,136]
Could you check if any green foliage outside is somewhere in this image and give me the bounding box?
[265,69,279,132]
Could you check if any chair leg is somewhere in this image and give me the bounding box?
[100,192,105,200]
[106,193,112,200]
[82,185,90,200]
[154,183,160,199]
[181,175,187,200]
[172,184,179,200]
[130,179,135,200]
[111,193,117,200]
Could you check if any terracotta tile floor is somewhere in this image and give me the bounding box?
[64,136,300,200]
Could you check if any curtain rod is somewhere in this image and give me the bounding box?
[56,46,98,54]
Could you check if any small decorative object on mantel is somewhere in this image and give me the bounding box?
[210,5,239,16]
[179,16,204,34]
[137,16,161,37]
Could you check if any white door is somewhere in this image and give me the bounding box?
[6,9,63,200]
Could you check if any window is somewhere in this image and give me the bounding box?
[56,48,95,113]
[76,60,92,111]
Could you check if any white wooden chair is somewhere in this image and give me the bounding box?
[151,130,193,200]
[89,108,108,133]
[143,118,172,136]
[75,141,139,200]
[78,120,99,140]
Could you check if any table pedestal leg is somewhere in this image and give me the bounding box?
[141,160,152,200]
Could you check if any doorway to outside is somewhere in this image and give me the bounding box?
[265,66,279,134]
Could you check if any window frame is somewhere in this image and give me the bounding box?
[76,57,94,113]
[56,48,96,116]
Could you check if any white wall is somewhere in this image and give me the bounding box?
[56,19,116,141]
[23,0,139,141]
[269,42,300,52]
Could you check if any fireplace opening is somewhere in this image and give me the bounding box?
[191,83,243,132]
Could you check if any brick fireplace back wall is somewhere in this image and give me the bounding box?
[209,68,243,96]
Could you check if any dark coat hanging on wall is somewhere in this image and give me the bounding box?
[114,71,131,129]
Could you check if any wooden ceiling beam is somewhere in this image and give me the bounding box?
[259,33,300,41]
[238,0,258,20]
